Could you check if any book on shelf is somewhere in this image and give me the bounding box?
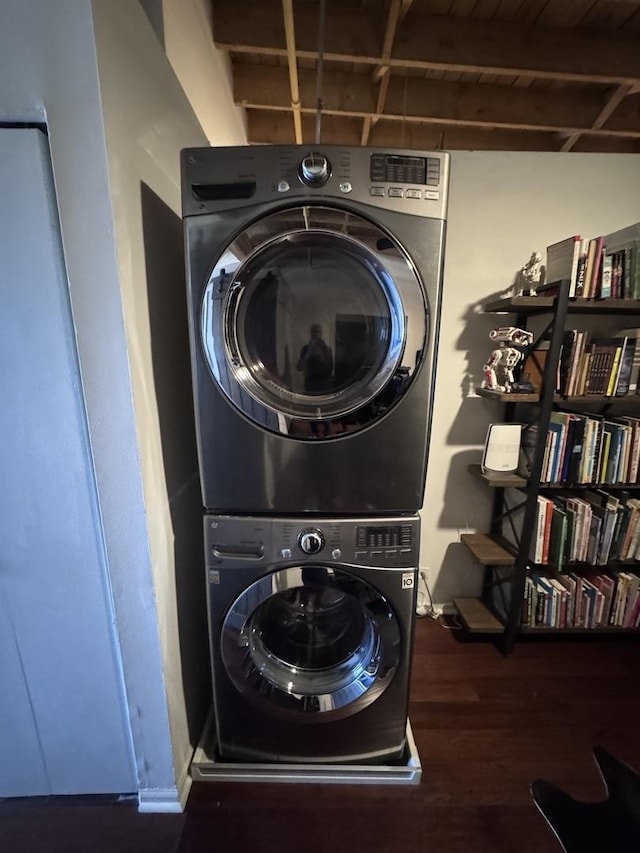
[588,236,606,299]
[582,337,624,396]
[523,566,640,630]
[544,235,582,297]
[520,342,550,393]
[574,238,589,297]
[605,221,640,300]
[600,252,613,298]
[614,338,636,396]
[614,328,640,392]
[537,222,640,301]
[556,331,640,399]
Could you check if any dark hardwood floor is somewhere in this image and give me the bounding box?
[3,617,639,853]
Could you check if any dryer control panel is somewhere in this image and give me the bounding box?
[181,144,449,221]
[205,514,420,569]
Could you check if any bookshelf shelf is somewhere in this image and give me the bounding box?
[459,251,640,653]
[461,533,515,566]
[453,597,505,634]
[539,482,640,490]
[520,625,640,635]
[555,394,640,404]
[475,387,540,403]
[483,295,555,313]
[483,295,640,315]
[467,464,527,488]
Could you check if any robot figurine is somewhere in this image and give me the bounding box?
[482,326,534,393]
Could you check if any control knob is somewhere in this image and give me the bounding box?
[299,152,331,187]
[298,528,325,555]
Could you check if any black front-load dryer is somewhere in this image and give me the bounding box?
[204,514,419,764]
[181,145,449,514]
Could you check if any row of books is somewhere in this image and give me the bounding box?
[522,571,640,629]
[544,221,640,300]
[524,412,640,487]
[557,330,640,398]
[532,490,640,569]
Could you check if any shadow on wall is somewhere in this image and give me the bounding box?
[141,182,210,748]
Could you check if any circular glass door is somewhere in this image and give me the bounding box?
[201,206,428,438]
[220,566,401,721]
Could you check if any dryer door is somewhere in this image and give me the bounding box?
[220,566,401,721]
[200,206,427,439]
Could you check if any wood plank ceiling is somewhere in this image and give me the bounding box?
[211,0,640,152]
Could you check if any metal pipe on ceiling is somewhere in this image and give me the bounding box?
[315,0,327,144]
[282,0,303,144]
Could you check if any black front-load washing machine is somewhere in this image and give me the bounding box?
[205,514,419,763]
[181,145,449,515]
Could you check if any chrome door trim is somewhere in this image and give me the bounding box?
[200,205,428,438]
[220,566,401,722]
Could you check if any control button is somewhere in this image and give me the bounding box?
[355,550,368,559]
[385,549,398,558]
[277,181,290,193]
[331,548,342,560]
[369,186,385,196]
[298,528,325,555]
[370,549,383,558]
[406,189,422,199]
[339,182,352,193]
[299,152,331,186]
[281,548,292,559]
[425,190,440,200]
[400,548,412,555]
[388,187,404,198]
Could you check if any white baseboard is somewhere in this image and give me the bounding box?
[137,787,184,813]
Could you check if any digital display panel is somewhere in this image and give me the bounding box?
[370,153,441,186]
[356,525,413,548]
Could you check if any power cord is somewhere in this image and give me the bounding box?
[416,569,464,630]
[416,570,437,619]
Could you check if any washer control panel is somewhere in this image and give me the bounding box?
[205,515,420,568]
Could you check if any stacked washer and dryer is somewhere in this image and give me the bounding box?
[181,146,449,766]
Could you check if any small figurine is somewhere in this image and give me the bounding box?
[518,251,546,295]
[482,326,534,393]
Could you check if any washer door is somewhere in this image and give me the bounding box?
[220,566,401,721]
[201,206,427,439]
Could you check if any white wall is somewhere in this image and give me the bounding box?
[0,0,154,794]
[0,0,247,810]
[162,0,247,145]
[90,0,243,809]
[424,151,640,609]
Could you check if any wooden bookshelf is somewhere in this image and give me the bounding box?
[467,463,527,488]
[483,295,555,313]
[475,387,540,403]
[453,598,505,633]
[461,533,515,566]
[556,394,640,404]
[521,625,640,635]
[476,390,640,405]
[483,295,640,315]
[565,298,640,314]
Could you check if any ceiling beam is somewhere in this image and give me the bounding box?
[246,109,640,152]
[247,109,559,150]
[363,0,404,145]
[213,2,640,86]
[233,65,640,139]
[559,83,636,152]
